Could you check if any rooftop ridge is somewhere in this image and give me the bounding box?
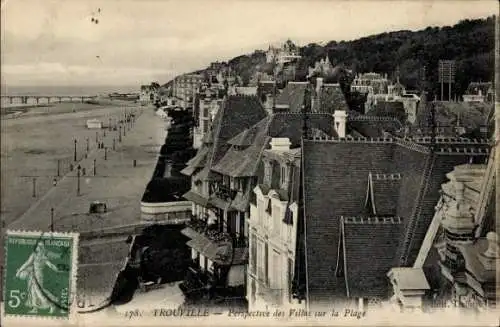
[410,136,491,144]
[306,136,394,144]
[228,94,259,99]
[348,115,399,122]
[342,216,403,224]
[373,173,402,180]
[274,112,332,116]
[436,147,490,155]
[394,137,430,154]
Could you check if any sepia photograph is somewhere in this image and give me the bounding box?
[1,0,499,326]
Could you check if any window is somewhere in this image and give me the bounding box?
[287,258,293,301]
[257,241,265,281]
[272,205,281,235]
[271,250,281,290]
[203,104,209,118]
[280,165,287,188]
[236,178,245,191]
[287,224,292,243]
[257,199,265,226]
[203,121,209,133]
[264,243,269,285]
[250,234,257,275]
[264,161,272,184]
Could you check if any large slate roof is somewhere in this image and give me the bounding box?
[312,83,349,114]
[347,115,403,138]
[212,113,336,178]
[341,216,403,298]
[209,95,267,166]
[275,82,309,113]
[299,137,490,304]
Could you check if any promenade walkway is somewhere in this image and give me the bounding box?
[4,106,168,309]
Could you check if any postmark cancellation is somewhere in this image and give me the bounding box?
[2,230,79,321]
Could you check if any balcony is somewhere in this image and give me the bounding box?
[186,216,232,244]
[212,184,237,201]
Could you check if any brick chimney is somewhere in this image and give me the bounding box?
[315,77,323,95]
[441,182,475,238]
[478,232,499,270]
[333,110,348,138]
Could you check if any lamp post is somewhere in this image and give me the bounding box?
[113,138,116,150]
[86,137,89,152]
[50,208,54,232]
[57,159,61,177]
[119,126,122,142]
[32,177,37,198]
[74,139,77,161]
[77,165,81,196]
[104,147,108,160]
[93,159,96,176]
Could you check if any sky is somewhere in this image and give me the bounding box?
[1,0,498,87]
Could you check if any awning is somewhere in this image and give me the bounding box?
[209,196,232,211]
[186,147,210,168]
[183,190,210,207]
[181,165,198,176]
[186,238,220,262]
[186,237,231,265]
[181,226,201,239]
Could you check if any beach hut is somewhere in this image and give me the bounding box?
[86,119,103,129]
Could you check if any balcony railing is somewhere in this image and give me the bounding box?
[187,216,233,244]
[212,184,237,201]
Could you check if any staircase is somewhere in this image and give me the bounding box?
[474,147,496,238]
[399,153,435,266]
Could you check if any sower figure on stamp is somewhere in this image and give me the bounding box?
[15,242,62,314]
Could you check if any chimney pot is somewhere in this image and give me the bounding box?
[484,232,499,259]
[316,77,324,94]
[270,137,291,151]
[333,110,348,138]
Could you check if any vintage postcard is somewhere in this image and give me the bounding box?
[1,0,499,326]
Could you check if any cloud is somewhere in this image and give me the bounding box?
[2,0,498,86]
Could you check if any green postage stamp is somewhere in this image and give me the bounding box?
[3,230,79,320]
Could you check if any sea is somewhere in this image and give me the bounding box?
[1,84,140,107]
[1,85,139,96]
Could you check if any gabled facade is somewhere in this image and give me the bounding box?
[266,39,301,64]
[307,56,335,79]
[248,144,302,310]
[463,82,493,103]
[174,74,205,108]
[350,72,389,95]
[140,85,158,105]
[193,90,224,149]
